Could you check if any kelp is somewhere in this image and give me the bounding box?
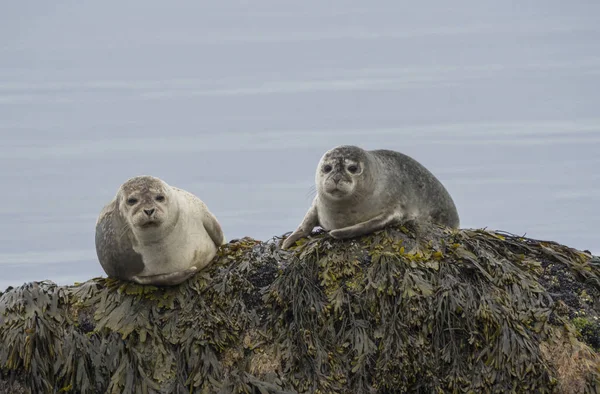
[0,237,284,394]
[0,228,599,393]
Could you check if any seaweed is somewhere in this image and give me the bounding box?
[1,229,599,393]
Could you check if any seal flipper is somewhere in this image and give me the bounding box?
[131,267,198,286]
[329,211,400,240]
[95,204,145,279]
[203,210,226,246]
[282,203,319,249]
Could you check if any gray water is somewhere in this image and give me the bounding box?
[1,1,599,291]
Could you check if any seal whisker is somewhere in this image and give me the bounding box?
[305,185,317,201]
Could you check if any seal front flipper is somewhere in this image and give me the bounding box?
[281,231,307,250]
[131,267,198,286]
[329,212,400,240]
[204,210,226,246]
[282,204,319,250]
[176,188,226,246]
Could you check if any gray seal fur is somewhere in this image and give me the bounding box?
[282,145,459,249]
[95,175,225,286]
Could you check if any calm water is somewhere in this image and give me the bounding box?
[1,1,599,290]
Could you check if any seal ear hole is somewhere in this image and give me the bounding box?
[126,198,138,206]
[323,164,333,173]
[155,195,165,202]
[347,165,359,174]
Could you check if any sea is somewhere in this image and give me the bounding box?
[1,0,599,290]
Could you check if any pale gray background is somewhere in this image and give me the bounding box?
[1,1,599,290]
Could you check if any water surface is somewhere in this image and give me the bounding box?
[1,1,599,290]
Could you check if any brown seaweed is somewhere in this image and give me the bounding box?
[1,229,599,393]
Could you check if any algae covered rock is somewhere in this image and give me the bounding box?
[1,228,599,393]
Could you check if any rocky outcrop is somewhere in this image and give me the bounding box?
[1,226,599,393]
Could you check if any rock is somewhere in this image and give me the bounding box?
[0,228,599,393]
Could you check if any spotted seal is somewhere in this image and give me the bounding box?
[95,175,225,285]
[282,145,459,249]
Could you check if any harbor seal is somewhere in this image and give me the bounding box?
[95,175,225,286]
[281,145,459,249]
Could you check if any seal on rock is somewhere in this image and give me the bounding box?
[281,145,459,249]
[95,175,225,286]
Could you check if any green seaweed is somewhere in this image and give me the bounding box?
[1,229,599,393]
[265,226,600,393]
[573,317,600,352]
[1,237,282,393]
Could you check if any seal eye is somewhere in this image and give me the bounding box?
[347,165,359,174]
[323,165,333,173]
[155,195,165,202]
[126,198,138,206]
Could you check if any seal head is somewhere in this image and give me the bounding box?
[117,176,178,240]
[316,145,373,202]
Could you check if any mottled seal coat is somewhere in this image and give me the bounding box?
[95,175,225,286]
[282,145,459,249]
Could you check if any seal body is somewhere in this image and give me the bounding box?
[95,175,225,286]
[281,145,459,249]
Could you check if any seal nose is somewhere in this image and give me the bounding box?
[143,208,155,217]
[332,173,343,184]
